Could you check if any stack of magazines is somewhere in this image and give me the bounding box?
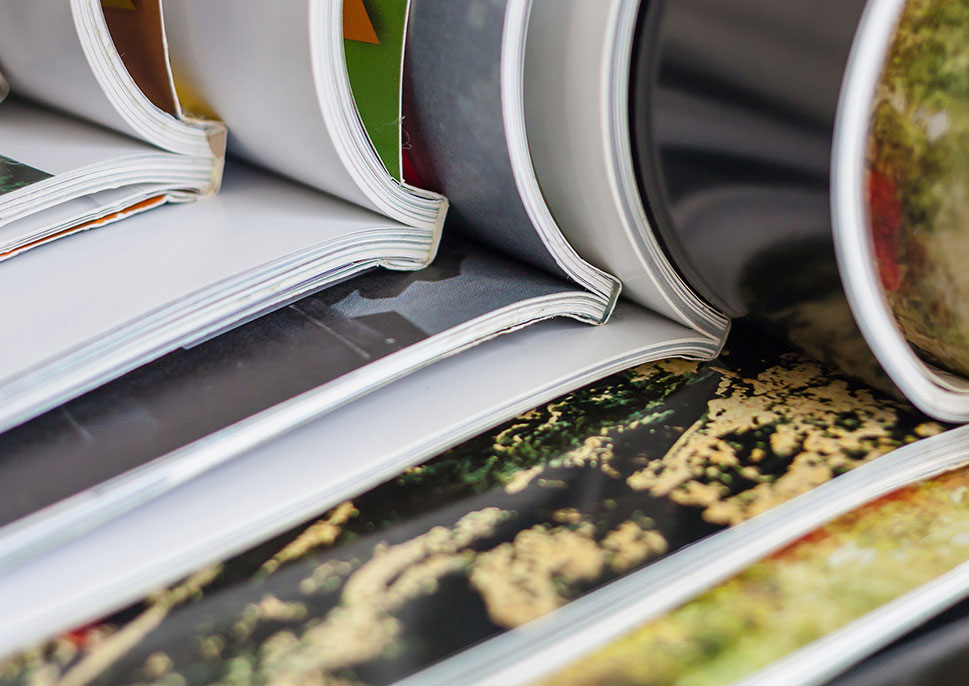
[1,0,969,684]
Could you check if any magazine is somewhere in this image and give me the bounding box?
[0,0,450,433]
[0,0,968,673]
[0,326,965,682]
[0,0,224,259]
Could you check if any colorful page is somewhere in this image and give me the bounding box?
[868,0,969,378]
[344,0,408,180]
[0,327,944,685]
[542,465,969,686]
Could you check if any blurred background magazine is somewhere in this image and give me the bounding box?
[533,461,969,686]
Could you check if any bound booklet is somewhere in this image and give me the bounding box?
[0,0,224,259]
[0,0,728,576]
[0,0,453,432]
[1,0,969,661]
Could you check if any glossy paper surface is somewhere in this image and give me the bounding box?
[868,0,969,378]
[344,0,408,180]
[543,465,969,685]
[0,329,940,685]
[631,0,867,319]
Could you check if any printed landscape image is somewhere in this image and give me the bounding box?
[0,329,942,685]
[868,0,969,376]
[0,156,50,197]
[542,465,969,686]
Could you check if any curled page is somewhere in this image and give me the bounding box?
[161,0,447,239]
[405,0,620,323]
[629,0,969,421]
[0,0,224,258]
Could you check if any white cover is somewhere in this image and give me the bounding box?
[525,0,726,341]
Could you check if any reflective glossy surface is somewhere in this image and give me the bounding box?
[631,0,868,318]
[0,329,940,685]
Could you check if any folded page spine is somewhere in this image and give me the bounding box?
[73,0,223,191]
[406,0,620,323]
[162,0,446,249]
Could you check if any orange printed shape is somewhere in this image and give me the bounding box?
[344,0,380,44]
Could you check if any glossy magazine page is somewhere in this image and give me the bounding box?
[343,0,408,180]
[0,305,712,657]
[0,163,436,435]
[0,235,580,533]
[0,324,955,683]
[833,0,969,421]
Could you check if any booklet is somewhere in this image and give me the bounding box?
[0,0,968,669]
[0,0,451,432]
[0,0,731,538]
[0,0,224,260]
[0,324,965,683]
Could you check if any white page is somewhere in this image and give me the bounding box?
[0,162,431,433]
[0,100,151,175]
[0,304,712,656]
[162,0,366,207]
[0,0,134,138]
[524,0,725,341]
[161,0,444,233]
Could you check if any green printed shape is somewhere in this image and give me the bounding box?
[344,0,408,181]
[0,156,50,196]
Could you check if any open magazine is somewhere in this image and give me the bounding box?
[0,0,224,259]
[0,0,729,567]
[0,0,969,671]
[0,0,449,433]
[0,322,967,683]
